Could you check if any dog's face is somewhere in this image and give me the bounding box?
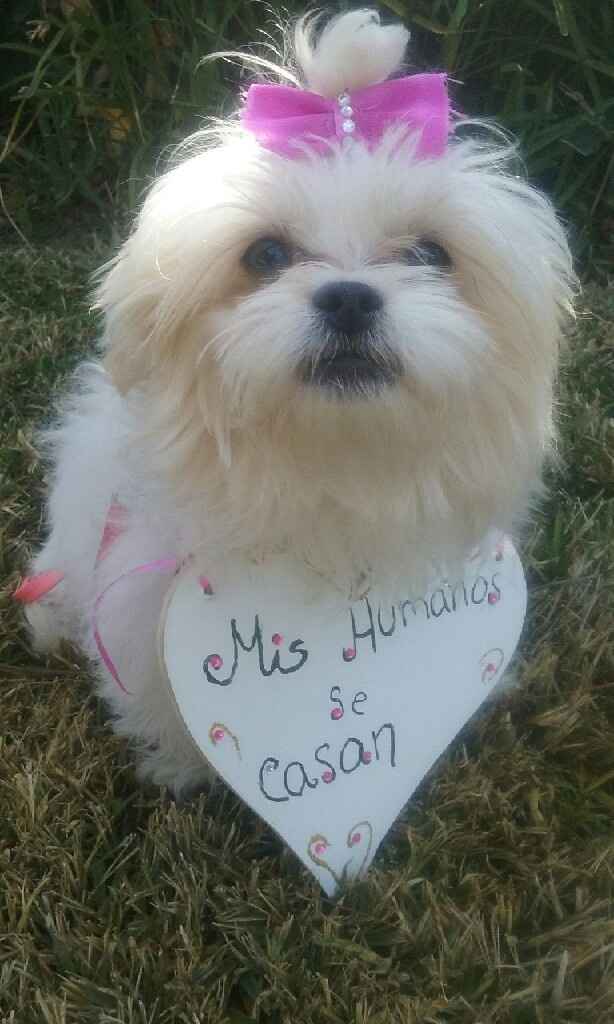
[206,139,490,410]
[98,131,572,584]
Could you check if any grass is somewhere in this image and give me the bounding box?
[1,240,614,1022]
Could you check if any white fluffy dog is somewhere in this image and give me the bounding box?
[21,10,573,793]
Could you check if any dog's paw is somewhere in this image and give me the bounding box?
[24,598,65,653]
[136,742,214,795]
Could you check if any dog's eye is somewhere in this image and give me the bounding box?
[243,238,292,276]
[405,239,453,270]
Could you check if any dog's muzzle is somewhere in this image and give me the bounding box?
[301,280,402,392]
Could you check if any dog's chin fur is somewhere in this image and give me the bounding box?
[25,9,574,792]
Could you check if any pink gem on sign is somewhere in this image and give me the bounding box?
[350,833,361,846]
[488,592,500,605]
[486,662,496,674]
[209,654,223,670]
[343,647,356,662]
[322,770,334,783]
[330,707,343,721]
[199,576,214,596]
[314,842,327,856]
[272,633,283,646]
[212,728,225,742]
[362,751,372,764]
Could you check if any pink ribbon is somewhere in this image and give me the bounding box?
[92,558,179,695]
[14,569,65,604]
[242,73,450,159]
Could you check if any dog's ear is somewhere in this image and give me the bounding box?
[95,243,161,395]
[94,181,210,396]
[93,153,202,396]
[94,143,251,397]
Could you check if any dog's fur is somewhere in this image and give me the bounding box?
[25,10,573,793]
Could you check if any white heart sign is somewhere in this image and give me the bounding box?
[160,536,526,896]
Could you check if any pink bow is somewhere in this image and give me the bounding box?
[242,73,450,159]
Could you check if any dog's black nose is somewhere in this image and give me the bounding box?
[312,281,383,335]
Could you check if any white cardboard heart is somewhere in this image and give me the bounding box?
[160,536,526,896]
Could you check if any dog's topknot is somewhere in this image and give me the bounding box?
[294,8,409,98]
